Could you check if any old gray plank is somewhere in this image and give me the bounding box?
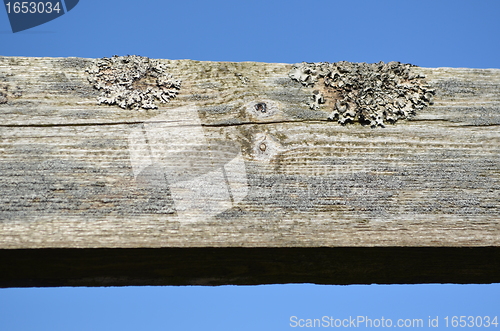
[0,56,499,250]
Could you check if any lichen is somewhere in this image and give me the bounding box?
[86,55,181,110]
[309,90,325,110]
[289,61,435,127]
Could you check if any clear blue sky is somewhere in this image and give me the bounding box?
[1,0,499,330]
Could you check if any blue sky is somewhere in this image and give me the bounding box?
[1,284,499,330]
[1,0,500,68]
[1,0,499,330]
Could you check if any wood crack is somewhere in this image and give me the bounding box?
[0,119,329,128]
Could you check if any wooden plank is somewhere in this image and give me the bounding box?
[0,56,499,285]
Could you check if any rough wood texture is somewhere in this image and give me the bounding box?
[0,56,499,286]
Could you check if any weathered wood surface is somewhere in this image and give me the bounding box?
[1,56,500,287]
[0,56,499,251]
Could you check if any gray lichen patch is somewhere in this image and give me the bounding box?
[309,90,325,110]
[86,55,181,110]
[289,61,435,127]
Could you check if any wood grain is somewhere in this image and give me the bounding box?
[0,56,499,252]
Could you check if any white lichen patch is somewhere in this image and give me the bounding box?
[289,61,435,127]
[86,55,181,110]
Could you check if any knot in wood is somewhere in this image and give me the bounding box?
[255,102,267,113]
[253,133,283,162]
[246,100,282,119]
